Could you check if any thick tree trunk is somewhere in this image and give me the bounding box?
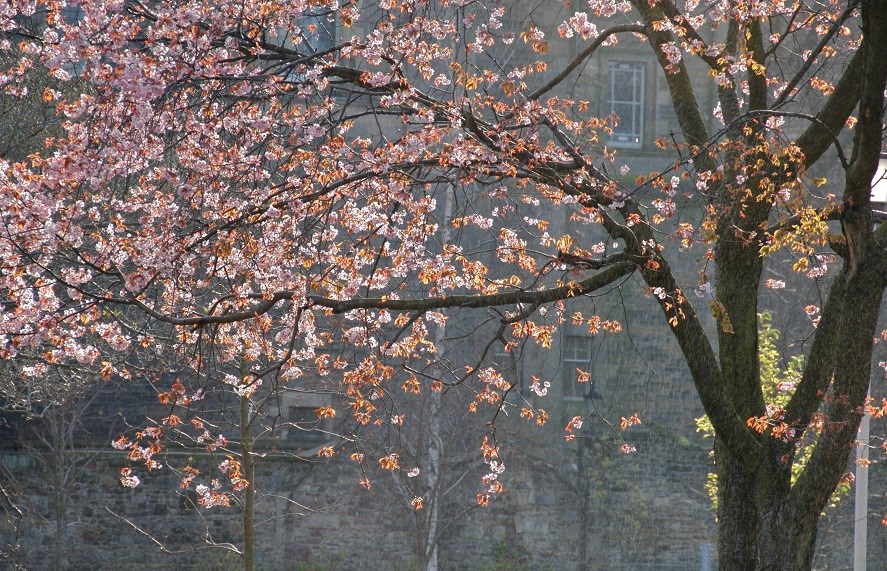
[716,440,838,571]
[714,442,758,570]
[714,243,886,571]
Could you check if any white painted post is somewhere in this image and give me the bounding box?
[853,390,870,571]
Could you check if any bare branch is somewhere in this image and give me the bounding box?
[529,24,646,102]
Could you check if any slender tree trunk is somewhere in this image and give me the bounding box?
[424,389,441,571]
[422,302,445,571]
[240,397,255,571]
[53,487,63,571]
[421,184,454,571]
[52,441,64,571]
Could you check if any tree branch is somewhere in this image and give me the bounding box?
[125,291,297,327]
[787,3,887,557]
[783,277,844,430]
[773,3,860,109]
[794,48,864,169]
[632,0,710,151]
[528,24,646,102]
[309,261,635,315]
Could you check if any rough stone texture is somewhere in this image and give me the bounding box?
[8,418,877,571]
[0,446,706,570]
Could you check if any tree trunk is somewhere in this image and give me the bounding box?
[240,397,255,571]
[52,425,65,571]
[713,442,758,569]
[423,388,441,571]
[420,184,455,571]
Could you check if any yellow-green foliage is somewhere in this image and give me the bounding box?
[696,312,850,512]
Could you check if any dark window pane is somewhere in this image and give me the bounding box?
[607,62,644,147]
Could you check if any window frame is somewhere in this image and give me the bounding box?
[562,334,593,401]
[286,405,328,444]
[606,61,646,149]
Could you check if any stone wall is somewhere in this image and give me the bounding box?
[1,432,718,571]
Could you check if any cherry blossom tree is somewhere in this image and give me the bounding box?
[1,0,886,569]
